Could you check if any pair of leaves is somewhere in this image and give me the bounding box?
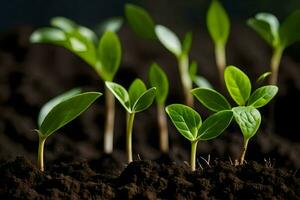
[105,79,156,113]
[248,10,300,48]
[149,63,169,104]
[30,17,121,81]
[166,104,233,142]
[38,90,102,138]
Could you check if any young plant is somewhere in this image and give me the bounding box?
[30,17,122,154]
[207,0,230,86]
[148,63,169,153]
[125,4,194,107]
[36,90,102,171]
[248,10,300,84]
[166,104,233,171]
[192,66,278,165]
[105,79,156,163]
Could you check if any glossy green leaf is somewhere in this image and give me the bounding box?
[39,92,101,137]
[189,61,197,80]
[30,27,67,44]
[192,88,231,112]
[38,88,82,127]
[194,76,213,89]
[207,0,230,45]
[105,81,131,112]
[51,17,77,33]
[132,87,156,113]
[224,66,251,106]
[155,25,182,57]
[149,63,169,104]
[197,110,233,140]
[247,85,278,108]
[279,10,300,47]
[232,106,261,139]
[129,79,147,106]
[182,32,192,55]
[77,26,97,43]
[256,72,272,84]
[97,31,121,81]
[166,104,202,141]
[95,17,123,35]
[125,4,156,40]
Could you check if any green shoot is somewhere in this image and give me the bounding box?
[166,104,233,171]
[248,10,300,84]
[207,0,230,86]
[149,63,169,153]
[30,17,122,154]
[256,72,272,85]
[36,91,102,171]
[105,79,156,163]
[192,66,278,165]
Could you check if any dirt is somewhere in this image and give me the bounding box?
[0,24,300,199]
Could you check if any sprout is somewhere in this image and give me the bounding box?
[166,104,233,171]
[207,0,230,86]
[248,10,300,84]
[36,90,102,171]
[30,17,122,154]
[148,63,169,153]
[105,79,156,163]
[192,66,278,165]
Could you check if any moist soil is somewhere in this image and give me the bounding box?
[0,25,300,199]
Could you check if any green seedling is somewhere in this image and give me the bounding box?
[105,79,156,163]
[207,0,230,86]
[192,66,278,165]
[30,17,122,154]
[36,90,101,171]
[166,104,233,171]
[125,4,194,107]
[149,63,169,153]
[248,10,300,84]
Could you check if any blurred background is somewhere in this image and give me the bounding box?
[0,0,299,170]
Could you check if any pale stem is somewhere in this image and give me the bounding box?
[270,47,284,85]
[104,86,115,154]
[178,54,193,107]
[126,112,135,163]
[215,44,226,87]
[37,136,46,171]
[157,103,169,153]
[190,141,198,171]
[238,138,250,165]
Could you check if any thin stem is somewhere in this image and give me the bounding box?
[178,54,193,107]
[37,136,46,171]
[215,44,226,87]
[190,141,198,171]
[126,112,135,163]
[104,86,115,154]
[270,47,284,85]
[238,138,250,165]
[157,103,169,153]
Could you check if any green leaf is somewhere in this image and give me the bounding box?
[247,85,278,108]
[247,18,274,46]
[166,104,202,141]
[77,26,98,43]
[207,0,230,45]
[50,17,77,33]
[197,110,233,140]
[128,79,147,106]
[38,88,82,127]
[232,106,261,139]
[194,76,213,89]
[30,27,67,44]
[97,31,121,81]
[149,63,169,104]
[224,66,251,106]
[256,72,272,84]
[132,87,156,113]
[125,4,156,40]
[39,92,101,137]
[95,17,123,35]
[189,61,198,80]
[182,32,192,55]
[279,10,300,47]
[155,25,182,57]
[105,81,131,112]
[192,88,231,112]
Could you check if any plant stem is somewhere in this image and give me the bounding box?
[126,112,135,163]
[215,44,226,87]
[37,136,46,171]
[270,47,284,85]
[157,103,169,153]
[104,86,115,154]
[238,138,249,165]
[178,54,193,107]
[190,141,198,171]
